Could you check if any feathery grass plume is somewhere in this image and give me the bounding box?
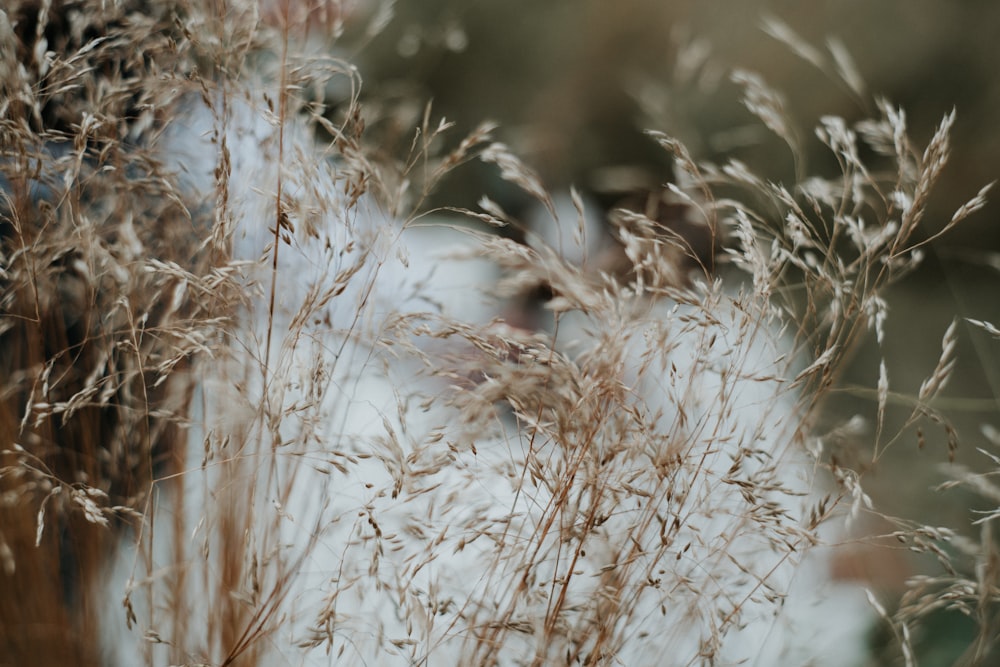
[0,3,987,666]
[711,20,996,667]
[890,313,1000,666]
[0,1,211,663]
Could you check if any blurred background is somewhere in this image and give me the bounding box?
[333,1,1000,663]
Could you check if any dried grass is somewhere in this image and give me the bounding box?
[0,2,991,666]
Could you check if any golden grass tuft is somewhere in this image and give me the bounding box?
[1,3,993,666]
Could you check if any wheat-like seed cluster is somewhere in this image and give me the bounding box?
[1,2,992,666]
